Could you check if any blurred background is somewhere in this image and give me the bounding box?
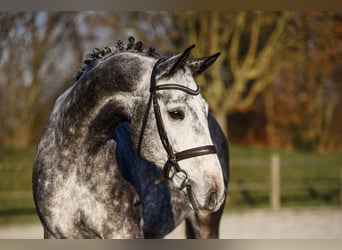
[0,11,342,237]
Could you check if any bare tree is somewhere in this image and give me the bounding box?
[0,12,83,144]
[166,11,293,137]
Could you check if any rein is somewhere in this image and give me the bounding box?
[137,58,217,190]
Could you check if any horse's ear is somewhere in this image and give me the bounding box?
[187,52,221,77]
[157,45,196,77]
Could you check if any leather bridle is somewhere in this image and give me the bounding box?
[137,58,217,190]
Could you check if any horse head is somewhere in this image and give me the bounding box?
[128,43,225,212]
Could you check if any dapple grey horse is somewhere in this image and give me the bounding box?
[32,37,229,238]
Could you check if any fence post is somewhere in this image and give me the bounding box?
[270,153,280,210]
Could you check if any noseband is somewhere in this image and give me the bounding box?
[137,58,217,190]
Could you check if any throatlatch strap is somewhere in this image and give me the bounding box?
[137,58,166,155]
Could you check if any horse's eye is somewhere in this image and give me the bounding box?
[168,110,185,120]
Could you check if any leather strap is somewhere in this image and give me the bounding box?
[174,145,217,162]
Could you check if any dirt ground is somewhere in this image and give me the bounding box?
[1,207,341,239]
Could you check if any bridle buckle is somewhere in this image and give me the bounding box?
[170,169,189,190]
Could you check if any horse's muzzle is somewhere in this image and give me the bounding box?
[202,190,218,211]
[186,186,223,212]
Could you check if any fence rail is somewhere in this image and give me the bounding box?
[229,153,342,209]
[1,148,341,213]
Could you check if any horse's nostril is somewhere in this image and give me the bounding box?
[206,190,217,211]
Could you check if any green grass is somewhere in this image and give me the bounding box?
[0,144,341,225]
[227,145,342,210]
[0,145,40,225]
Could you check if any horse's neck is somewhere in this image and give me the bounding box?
[53,54,153,156]
[57,85,130,155]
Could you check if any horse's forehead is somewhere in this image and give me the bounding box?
[157,90,207,114]
[162,68,196,87]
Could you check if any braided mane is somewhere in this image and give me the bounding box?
[75,36,161,81]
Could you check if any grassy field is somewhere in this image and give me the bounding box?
[0,145,40,225]
[227,146,342,211]
[0,144,341,225]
